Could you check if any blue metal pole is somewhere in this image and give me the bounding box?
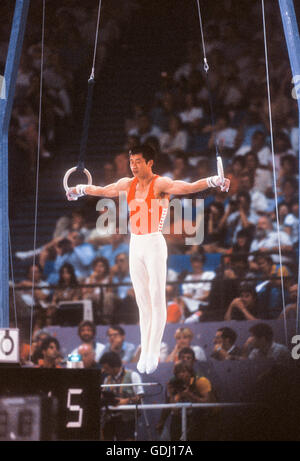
[278,0,300,333]
[0,0,29,327]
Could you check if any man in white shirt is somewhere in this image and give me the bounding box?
[249,215,293,264]
[181,254,215,308]
[242,323,291,363]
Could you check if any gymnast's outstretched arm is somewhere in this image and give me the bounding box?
[66,177,132,200]
[155,175,230,196]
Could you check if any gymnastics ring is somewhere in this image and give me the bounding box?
[63,166,93,192]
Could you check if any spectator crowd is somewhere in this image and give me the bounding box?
[3,0,299,442]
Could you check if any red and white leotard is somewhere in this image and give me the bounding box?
[127,174,169,235]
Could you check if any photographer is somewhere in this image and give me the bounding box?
[219,190,258,244]
[156,361,214,441]
[99,351,144,441]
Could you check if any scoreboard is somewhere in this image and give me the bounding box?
[0,368,102,441]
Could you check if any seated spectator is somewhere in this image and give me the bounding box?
[20,329,51,366]
[274,131,296,174]
[277,202,290,233]
[44,238,74,285]
[163,151,191,182]
[179,92,204,128]
[99,351,144,442]
[78,343,101,369]
[235,130,271,168]
[87,203,120,247]
[156,361,214,441]
[17,264,51,331]
[82,256,115,325]
[70,320,105,362]
[249,130,272,169]
[35,336,62,368]
[166,284,183,323]
[225,155,245,197]
[159,115,188,156]
[244,151,273,194]
[254,253,290,319]
[279,177,298,209]
[279,281,298,319]
[16,209,89,262]
[66,231,97,280]
[277,154,298,193]
[208,112,238,155]
[52,209,89,241]
[219,190,257,244]
[110,253,138,324]
[226,228,252,257]
[241,323,291,363]
[47,262,81,325]
[166,326,206,362]
[249,215,293,266]
[211,327,241,361]
[151,91,178,132]
[238,170,269,215]
[224,283,258,321]
[128,112,161,144]
[102,325,136,364]
[283,199,299,247]
[203,202,226,252]
[180,254,216,318]
[97,231,129,267]
[114,152,132,179]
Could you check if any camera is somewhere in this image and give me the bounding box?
[100,390,119,408]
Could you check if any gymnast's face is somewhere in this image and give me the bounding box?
[129,154,153,178]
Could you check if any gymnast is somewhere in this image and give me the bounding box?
[66,144,230,374]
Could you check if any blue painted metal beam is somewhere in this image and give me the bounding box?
[278,0,300,333]
[0,0,30,327]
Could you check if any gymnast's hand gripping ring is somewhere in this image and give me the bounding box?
[63,166,93,193]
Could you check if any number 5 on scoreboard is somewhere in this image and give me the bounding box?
[66,388,83,428]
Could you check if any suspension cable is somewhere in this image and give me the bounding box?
[90,0,102,80]
[195,0,220,158]
[261,0,288,344]
[29,0,46,359]
[8,223,17,329]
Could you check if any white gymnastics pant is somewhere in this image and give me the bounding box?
[129,232,167,368]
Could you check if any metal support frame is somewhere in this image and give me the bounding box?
[278,0,300,333]
[0,0,29,327]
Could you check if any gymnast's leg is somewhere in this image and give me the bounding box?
[144,234,167,373]
[129,236,153,373]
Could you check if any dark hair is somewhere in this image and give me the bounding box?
[129,144,157,163]
[107,325,125,336]
[58,263,78,288]
[232,155,245,167]
[217,327,237,345]
[173,361,194,377]
[40,336,60,352]
[191,253,206,265]
[99,351,122,368]
[236,190,251,205]
[254,253,273,266]
[239,282,257,299]
[92,256,110,277]
[178,347,196,361]
[280,154,296,168]
[249,323,273,342]
[78,320,96,337]
[56,238,72,252]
